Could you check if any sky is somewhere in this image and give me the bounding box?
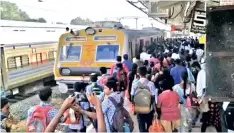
[3,0,170,29]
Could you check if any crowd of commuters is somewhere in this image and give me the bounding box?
[2,37,230,133]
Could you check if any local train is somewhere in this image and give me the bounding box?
[0,20,88,96]
[54,21,165,88]
[0,42,57,95]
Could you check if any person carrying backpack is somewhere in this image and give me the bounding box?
[26,87,60,132]
[102,77,134,132]
[82,77,134,132]
[110,56,129,75]
[131,66,157,132]
[112,63,128,96]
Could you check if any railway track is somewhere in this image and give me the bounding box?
[6,85,75,104]
[7,92,38,104]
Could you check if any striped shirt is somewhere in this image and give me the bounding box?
[101,92,123,132]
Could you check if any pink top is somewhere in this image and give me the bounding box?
[148,58,159,65]
[158,90,181,121]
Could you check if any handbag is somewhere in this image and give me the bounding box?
[149,113,164,132]
[186,84,199,108]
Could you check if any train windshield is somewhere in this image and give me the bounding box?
[60,45,82,61]
[96,44,119,62]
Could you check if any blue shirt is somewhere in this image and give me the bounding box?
[170,65,187,84]
[123,60,133,71]
[101,92,122,132]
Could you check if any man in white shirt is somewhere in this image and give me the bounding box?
[196,47,204,63]
[171,48,180,60]
[140,47,151,61]
[196,62,206,98]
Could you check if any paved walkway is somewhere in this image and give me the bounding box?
[86,98,218,132]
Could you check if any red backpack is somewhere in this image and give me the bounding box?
[26,105,53,132]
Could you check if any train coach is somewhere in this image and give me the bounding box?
[54,21,165,89]
[0,20,89,97]
[0,42,58,96]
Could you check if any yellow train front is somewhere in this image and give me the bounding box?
[54,26,164,87]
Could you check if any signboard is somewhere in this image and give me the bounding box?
[66,37,87,42]
[190,10,206,34]
[220,0,234,5]
[94,36,117,41]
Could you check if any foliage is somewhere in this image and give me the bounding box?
[70,17,93,25]
[37,17,47,23]
[1,1,46,23]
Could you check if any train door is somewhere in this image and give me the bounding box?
[128,41,133,60]
[139,39,144,53]
[150,37,153,44]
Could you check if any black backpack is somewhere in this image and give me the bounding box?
[107,97,134,132]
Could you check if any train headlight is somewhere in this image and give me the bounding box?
[85,27,96,35]
[61,68,71,75]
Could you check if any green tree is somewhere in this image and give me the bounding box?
[1,1,30,21]
[37,17,46,23]
[70,17,93,25]
[0,1,47,22]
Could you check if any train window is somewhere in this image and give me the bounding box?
[7,55,29,69]
[36,53,42,64]
[7,57,17,69]
[21,55,29,67]
[41,52,47,62]
[48,51,54,60]
[15,57,21,67]
[60,45,82,61]
[96,44,119,62]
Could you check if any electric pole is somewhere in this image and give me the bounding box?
[134,18,138,29]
